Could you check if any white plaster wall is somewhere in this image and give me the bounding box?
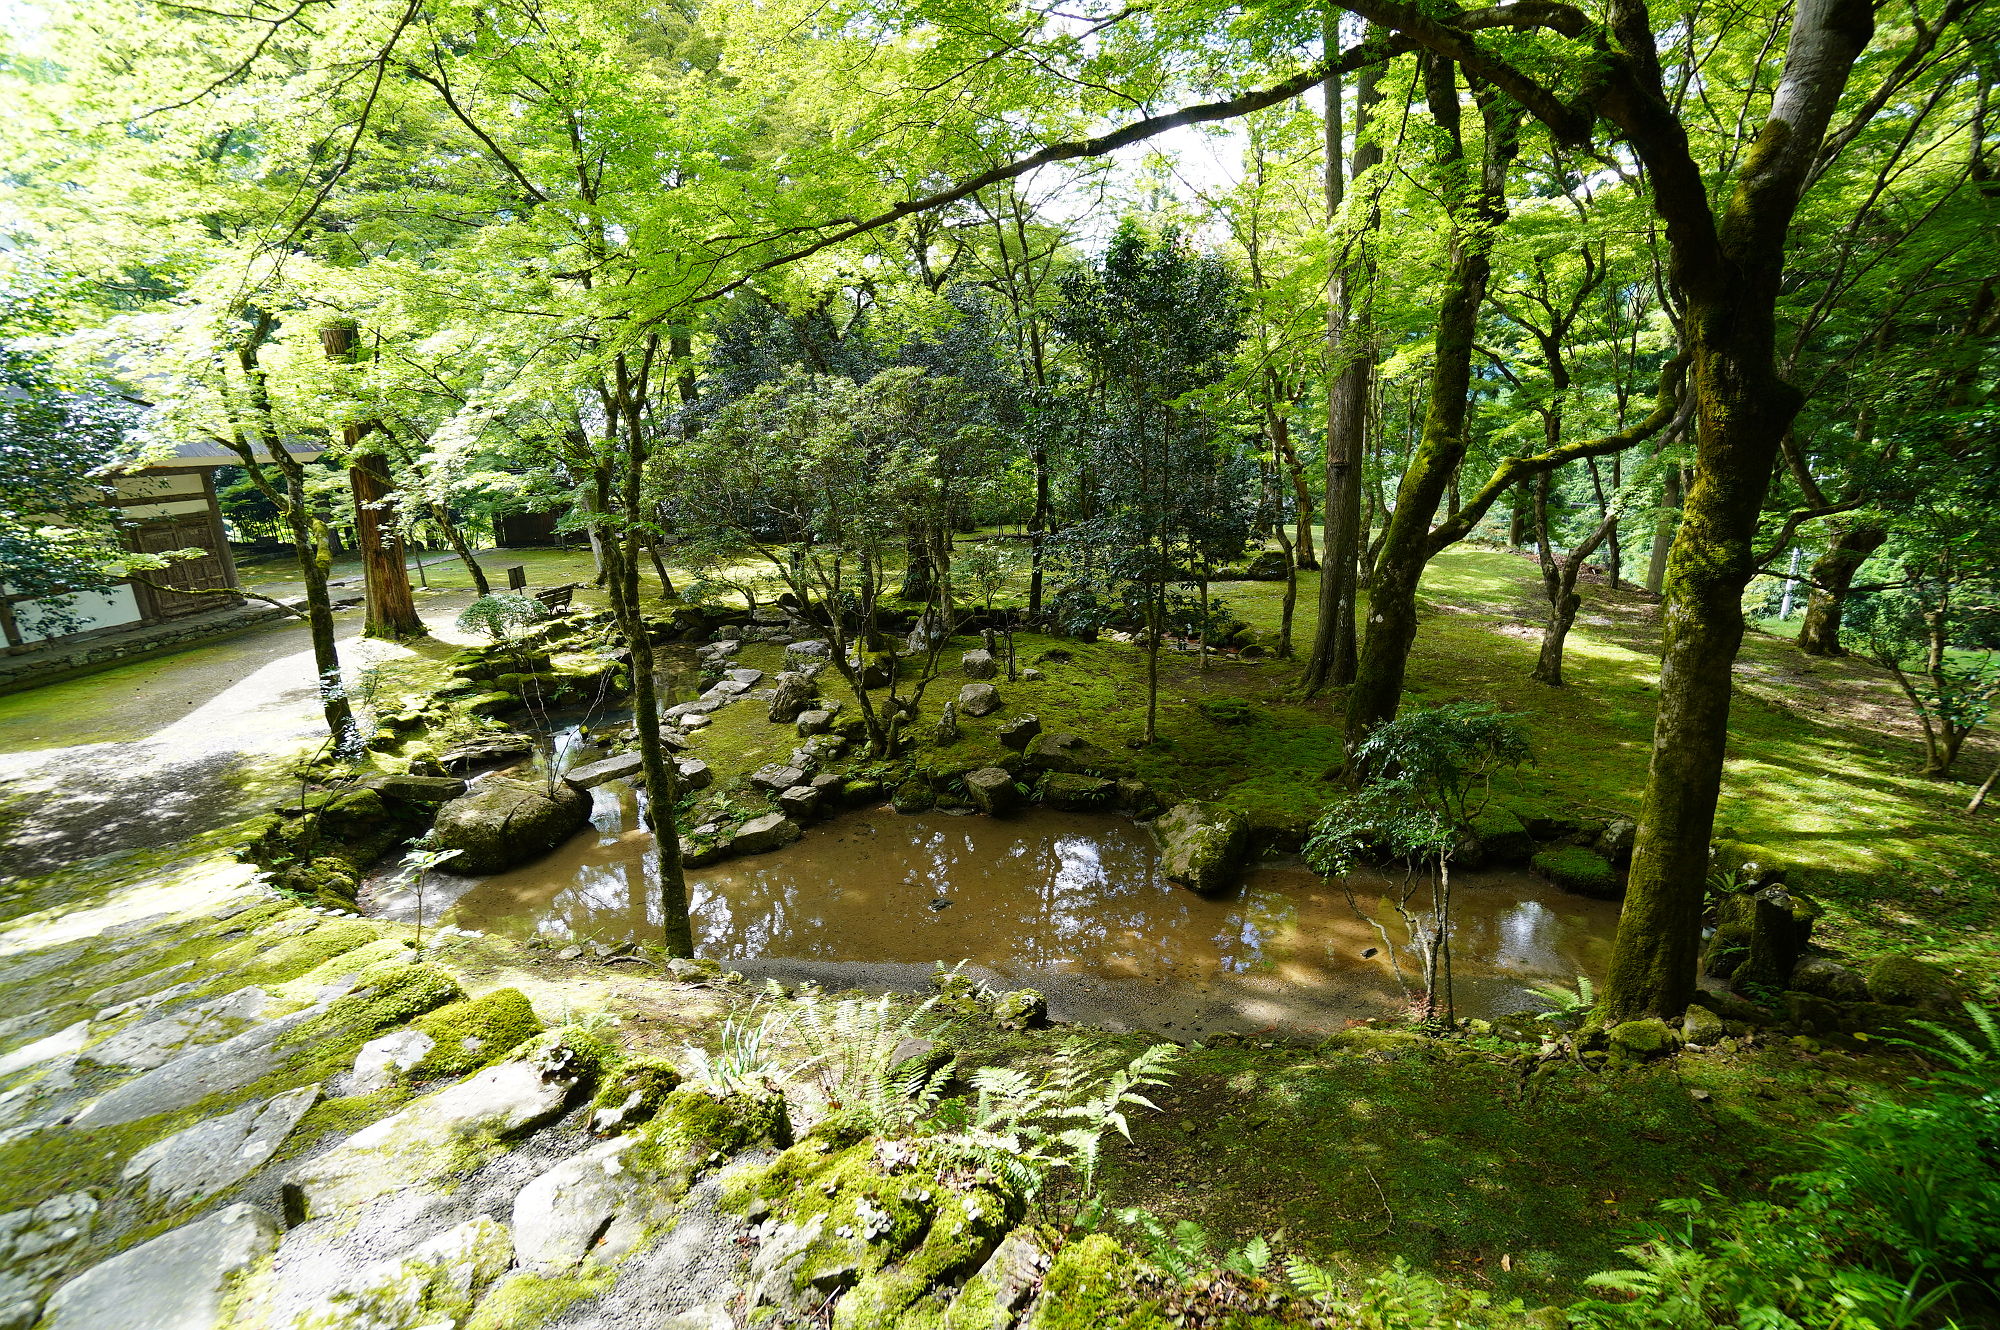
[13,585,144,643]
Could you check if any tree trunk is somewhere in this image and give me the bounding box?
[1028,437,1050,617]
[320,322,424,641]
[1302,47,1380,695]
[1644,464,1682,595]
[1796,523,1885,655]
[348,454,425,640]
[435,507,491,596]
[1600,329,1810,1022]
[606,355,693,959]
[1347,61,1512,745]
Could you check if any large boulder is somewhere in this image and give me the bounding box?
[965,768,1018,816]
[1790,955,1869,1003]
[768,671,819,724]
[1155,802,1250,895]
[39,1203,279,1330]
[958,682,1003,718]
[1862,954,1959,1009]
[435,733,535,775]
[431,776,592,874]
[961,649,998,680]
[1024,732,1127,777]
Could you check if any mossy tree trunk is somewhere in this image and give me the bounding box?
[1302,47,1382,697]
[1346,60,1515,747]
[1796,522,1885,655]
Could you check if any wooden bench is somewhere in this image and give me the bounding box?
[534,583,580,612]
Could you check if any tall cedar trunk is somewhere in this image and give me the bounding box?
[1346,62,1514,745]
[321,322,424,641]
[1644,464,1682,594]
[1796,523,1886,655]
[1600,0,1876,1025]
[898,530,936,602]
[1028,438,1051,616]
[348,454,425,639]
[1303,44,1381,695]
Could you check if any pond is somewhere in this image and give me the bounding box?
[368,781,1621,1039]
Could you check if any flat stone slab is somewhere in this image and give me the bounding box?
[39,1202,278,1330]
[283,1045,586,1221]
[513,1136,646,1273]
[0,1192,96,1330]
[82,986,270,1072]
[0,1021,88,1080]
[566,752,644,788]
[123,1084,320,1202]
[75,1005,321,1128]
[348,1028,435,1095]
[87,961,197,1014]
[725,667,766,686]
[285,1216,512,1330]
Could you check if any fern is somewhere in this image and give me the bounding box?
[1527,974,1595,1022]
[774,984,951,1130]
[925,1038,1179,1198]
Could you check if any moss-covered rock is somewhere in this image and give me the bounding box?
[892,781,936,814]
[1862,954,1959,1009]
[992,990,1048,1031]
[1531,846,1620,899]
[1043,774,1115,812]
[629,1087,791,1199]
[429,775,591,875]
[1023,733,1129,778]
[1154,802,1249,895]
[1461,807,1533,866]
[589,1056,684,1136]
[1023,1234,1166,1330]
[408,987,543,1080]
[1606,1018,1676,1064]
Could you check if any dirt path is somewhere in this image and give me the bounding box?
[0,593,481,883]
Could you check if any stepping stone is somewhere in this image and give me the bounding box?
[728,814,800,856]
[565,752,643,789]
[750,765,805,793]
[87,961,197,1013]
[38,1203,278,1330]
[725,667,765,686]
[82,986,270,1072]
[283,1040,591,1221]
[0,1192,96,1330]
[74,1005,323,1128]
[512,1136,646,1273]
[0,1021,88,1080]
[277,1216,511,1330]
[123,1084,320,1202]
[96,980,199,1024]
[348,1028,435,1095]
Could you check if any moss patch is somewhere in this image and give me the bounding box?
[408,988,543,1080]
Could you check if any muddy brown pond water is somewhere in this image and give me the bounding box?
[369,779,1620,1039]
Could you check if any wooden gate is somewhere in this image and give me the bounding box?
[131,514,234,620]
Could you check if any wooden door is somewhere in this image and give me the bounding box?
[131,514,231,620]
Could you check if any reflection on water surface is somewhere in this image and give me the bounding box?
[383,785,1618,1037]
